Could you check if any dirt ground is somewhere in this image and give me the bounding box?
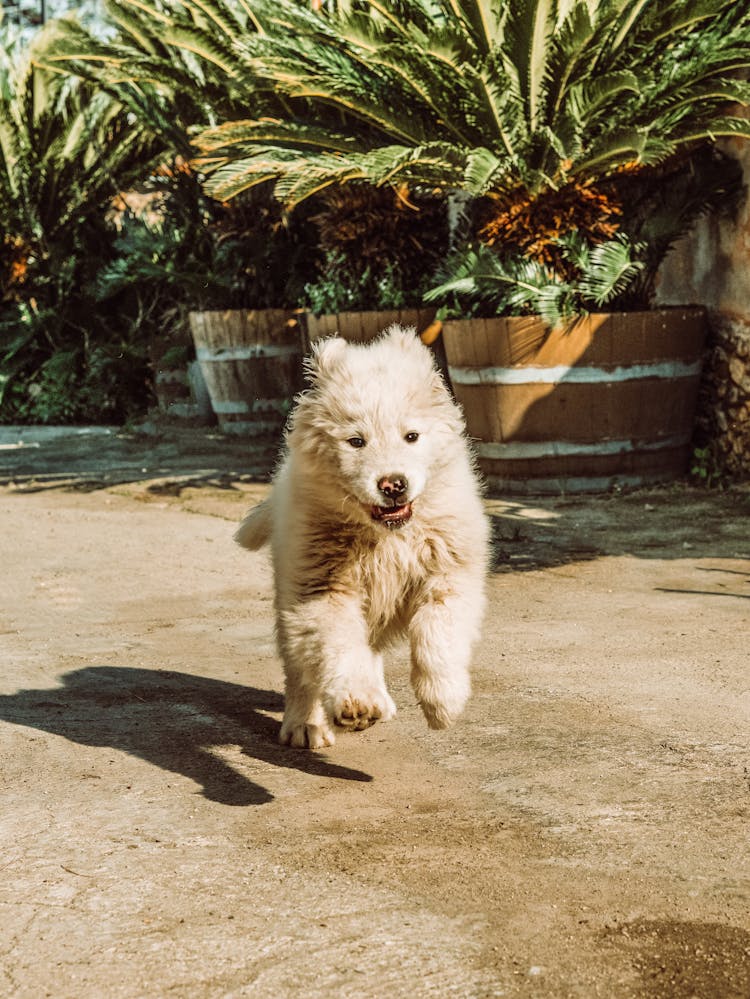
[1,425,749,998]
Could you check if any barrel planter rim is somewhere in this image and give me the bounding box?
[302,307,437,347]
[441,308,708,495]
[301,308,449,383]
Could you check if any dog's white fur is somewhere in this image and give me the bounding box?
[236,325,489,749]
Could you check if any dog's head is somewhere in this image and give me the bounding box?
[288,325,465,529]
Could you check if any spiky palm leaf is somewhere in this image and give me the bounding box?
[574,234,645,307]
[35,0,263,148]
[29,0,750,317]
[0,42,158,278]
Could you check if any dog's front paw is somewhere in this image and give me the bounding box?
[279,718,336,749]
[329,686,397,732]
[418,698,458,729]
[413,673,470,730]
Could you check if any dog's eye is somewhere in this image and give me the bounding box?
[347,436,366,449]
[405,431,420,443]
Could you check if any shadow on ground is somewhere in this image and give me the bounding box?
[0,425,277,490]
[0,666,371,805]
[488,487,750,572]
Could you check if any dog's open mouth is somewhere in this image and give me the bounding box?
[370,502,413,527]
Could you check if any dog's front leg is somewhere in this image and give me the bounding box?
[409,586,484,729]
[279,598,395,749]
[317,598,396,733]
[278,677,335,750]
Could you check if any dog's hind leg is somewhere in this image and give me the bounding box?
[276,610,336,748]
[408,585,484,729]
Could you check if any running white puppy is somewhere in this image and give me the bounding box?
[236,325,489,749]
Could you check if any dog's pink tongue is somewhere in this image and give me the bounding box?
[371,502,412,524]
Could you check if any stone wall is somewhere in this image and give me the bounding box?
[657,141,750,481]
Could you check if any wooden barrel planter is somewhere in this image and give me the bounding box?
[188,310,305,436]
[152,358,213,423]
[442,309,708,494]
[303,308,437,344]
[301,308,447,378]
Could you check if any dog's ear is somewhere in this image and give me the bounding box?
[306,336,348,382]
[382,323,421,351]
[382,324,436,367]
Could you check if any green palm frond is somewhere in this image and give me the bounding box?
[203,149,300,200]
[463,146,507,195]
[172,0,750,206]
[573,233,645,306]
[31,0,750,207]
[202,140,472,203]
[30,0,750,321]
[158,24,238,76]
[426,232,645,325]
[0,43,159,253]
[567,72,640,121]
[426,242,566,316]
[502,0,556,130]
[447,0,503,56]
[195,118,365,154]
[35,0,260,145]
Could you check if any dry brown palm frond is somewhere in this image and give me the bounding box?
[477,181,623,273]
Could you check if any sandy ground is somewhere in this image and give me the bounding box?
[1,425,749,998]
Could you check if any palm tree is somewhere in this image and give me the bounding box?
[36,0,272,147]
[0,36,161,420]
[424,231,648,326]
[35,0,750,313]
[0,46,157,286]
[190,0,750,214]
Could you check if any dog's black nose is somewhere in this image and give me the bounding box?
[378,474,409,502]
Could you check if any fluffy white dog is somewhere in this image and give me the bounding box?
[236,325,489,749]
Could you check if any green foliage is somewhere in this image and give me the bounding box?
[305,252,413,314]
[38,0,750,322]
[4,0,749,425]
[603,145,744,309]
[0,40,159,287]
[1,18,320,423]
[97,180,321,319]
[690,445,725,489]
[0,35,164,423]
[35,4,322,305]
[303,182,448,312]
[36,0,258,143]
[211,185,322,310]
[181,0,750,207]
[427,233,645,327]
[0,300,153,423]
[93,174,242,326]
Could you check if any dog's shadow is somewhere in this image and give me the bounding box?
[0,666,371,806]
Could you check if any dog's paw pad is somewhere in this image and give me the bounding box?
[337,696,379,730]
[333,689,397,731]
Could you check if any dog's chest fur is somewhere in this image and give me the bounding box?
[298,519,448,643]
